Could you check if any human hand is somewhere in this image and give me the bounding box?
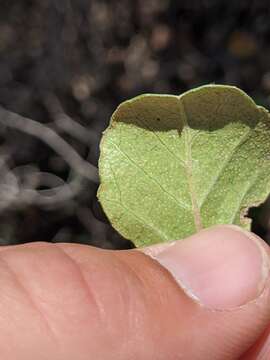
[0,225,269,359]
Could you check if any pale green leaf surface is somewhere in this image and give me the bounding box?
[98,85,270,247]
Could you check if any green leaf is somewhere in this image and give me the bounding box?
[98,85,270,247]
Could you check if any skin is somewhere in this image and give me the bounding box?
[0,226,269,359]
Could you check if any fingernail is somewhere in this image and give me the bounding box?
[150,226,270,309]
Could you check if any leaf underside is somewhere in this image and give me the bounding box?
[98,85,270,247]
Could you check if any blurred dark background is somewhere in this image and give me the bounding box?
[0,0,270,248]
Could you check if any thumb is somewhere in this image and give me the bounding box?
[0,226,269,359]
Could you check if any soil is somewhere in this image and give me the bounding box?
[0,0,270,248]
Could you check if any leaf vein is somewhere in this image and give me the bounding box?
[103,198,169,240]
[129,105,186,166]
[200,126,253,208]
[179,98,202,231]
[230,173,259,224]
[109,140,190,211]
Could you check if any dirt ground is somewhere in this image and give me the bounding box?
[0,0,270,248]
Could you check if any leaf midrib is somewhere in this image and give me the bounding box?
[177,97,257,233]
[178,98,202,231]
